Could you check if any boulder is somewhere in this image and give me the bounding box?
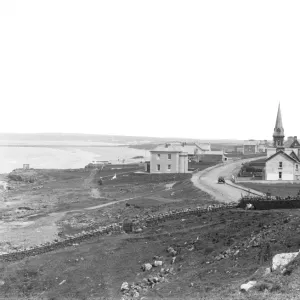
[132,290,139,298]
[153,260,163,267]
[272,251,299,271]
[263,267,271,276]
[240,281,257,292]
[142,263,153,271]
[121,282,129,291]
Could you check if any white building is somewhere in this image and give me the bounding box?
[265,104,300,180]
[150,144,188,173]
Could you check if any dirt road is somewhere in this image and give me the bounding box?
[191,157,266,202]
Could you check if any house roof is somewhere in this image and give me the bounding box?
[181,145,199,155]
[197,143,211,151]
[150,144,185,153]
[265,150,299,164]
[284,138,300,148]
[243,141,259,146]
[196,150,224,156]
[155,142,210,155]
[289,151,300,162]
[182,143,211,154]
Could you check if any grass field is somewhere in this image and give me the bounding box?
[0,164,215,252]
[240,183,300,197]
[3,163,300,299]
[1,209,300,299]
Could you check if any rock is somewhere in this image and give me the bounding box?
[263,267,271,276]
[167,247,174,253]
[132,290,139,298]
[142,263,153,271]
[240,281,257,292]
[121,282,129,291]
[171,257,176,264]
[0,280,4,286]
[153,277,159,283]
[153,260,163,267]
[272,251,299,271]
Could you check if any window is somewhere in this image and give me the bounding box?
[168,154,171,160]
[168,164,171,170]
[279,162,282,168]
[157,154,160,160]
[296,165,299,171]
[279,172,282,179]
[157,164,160,171]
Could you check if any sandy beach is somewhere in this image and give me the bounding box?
[0,146,150,173]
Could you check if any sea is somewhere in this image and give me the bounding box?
[0,146,150,174]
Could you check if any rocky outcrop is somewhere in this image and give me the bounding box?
[8,169,38,183]
[240,281,257,292]
[272,251,300,271]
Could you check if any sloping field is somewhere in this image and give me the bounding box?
[1,209,300,299]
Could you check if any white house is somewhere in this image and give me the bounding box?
[265,150,300,180]
[264,103,300,180]
[149,144,188,173]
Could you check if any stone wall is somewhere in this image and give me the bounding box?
[0,203,238,262]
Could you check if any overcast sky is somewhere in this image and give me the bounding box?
[1,1,300,140]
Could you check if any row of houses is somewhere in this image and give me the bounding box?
[241,140,269,154]
[145,142,228,173]
[236,136,299,156]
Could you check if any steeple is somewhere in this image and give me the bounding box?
[273,103,285,148]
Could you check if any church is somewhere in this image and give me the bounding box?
[264,104,300,181]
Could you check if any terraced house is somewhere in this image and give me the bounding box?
[264,104,300,180]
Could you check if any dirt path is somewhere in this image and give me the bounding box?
[83,169,97,188]
[191,157,266,203]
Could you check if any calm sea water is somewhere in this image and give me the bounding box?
[0,146,150,173]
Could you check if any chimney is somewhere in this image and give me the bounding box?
[294,136,298,141]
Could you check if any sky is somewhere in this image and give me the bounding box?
[1,1,300,140]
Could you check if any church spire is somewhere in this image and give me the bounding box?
[273,103,285,147]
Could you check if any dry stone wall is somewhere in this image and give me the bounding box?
[0,203,238,262]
